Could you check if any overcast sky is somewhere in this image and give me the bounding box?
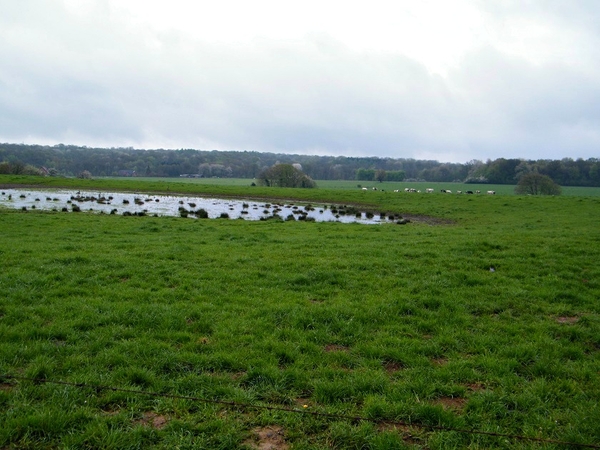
[1,1,599,163]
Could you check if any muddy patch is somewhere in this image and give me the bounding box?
[377,422,422,445]
[400,214,455,226]
[466,382,486,392]
[244,425,289,450]
[383,360,404,373]
[295,398,311,409]
[324,344,350,353]
[556,316,579,324]
[230,371,247,381]
[135,411,169,429]
[431,357,449,366]
[434,396,467,412]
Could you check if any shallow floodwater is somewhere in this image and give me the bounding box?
[0,189,394,224]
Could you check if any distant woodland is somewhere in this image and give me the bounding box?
[1,143,599,186]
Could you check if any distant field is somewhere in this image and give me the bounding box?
[1,175,600,448]
[113,176,600,196]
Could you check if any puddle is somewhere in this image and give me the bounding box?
[0,189,397,224]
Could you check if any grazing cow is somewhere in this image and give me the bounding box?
[440,189,446,193]
[362,187,368,190]
[475,190,481,194]
[446,190,452,194]
[425,188,434,193]
[487,190,496,195]
[457,190,462,194]
[466,190,474,194]
[393,189,399,192]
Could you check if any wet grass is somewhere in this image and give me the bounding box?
[0,179,599,448]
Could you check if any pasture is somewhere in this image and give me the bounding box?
[1,176,599,449]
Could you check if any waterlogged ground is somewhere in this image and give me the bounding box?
[0,188,394,224]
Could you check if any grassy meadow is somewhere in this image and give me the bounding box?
[1,175,600,449]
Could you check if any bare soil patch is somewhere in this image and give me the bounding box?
[431,357,449,366]
[377,422,422,445]
[135,411,168,430]
[435,396,467,412]
[324,344,350,352]
[244,425,289,450]
[295,397,311,409]
[401,214,455,226]
[383,361,404,373]
[556,316,579,324]
[466,382,486,392]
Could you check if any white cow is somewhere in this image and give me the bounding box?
[487,190,496,195]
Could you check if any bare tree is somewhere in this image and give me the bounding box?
[257,164,316,188]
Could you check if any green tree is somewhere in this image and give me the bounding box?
[355,168,376,181]
[515,173,561,195]
[386,170,405,181]
[375,169,386,183]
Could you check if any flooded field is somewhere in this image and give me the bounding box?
[0,189,397,224]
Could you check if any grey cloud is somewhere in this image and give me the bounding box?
[1,1,600,162]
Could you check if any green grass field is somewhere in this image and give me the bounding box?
[1,175,600,448]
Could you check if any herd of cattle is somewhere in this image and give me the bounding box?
[361,187,496,194]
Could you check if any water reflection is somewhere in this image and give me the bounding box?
[0,189,398,224]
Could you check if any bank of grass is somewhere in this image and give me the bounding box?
[1,178,600,448]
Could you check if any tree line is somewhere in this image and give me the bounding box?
[1,143,599,186]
